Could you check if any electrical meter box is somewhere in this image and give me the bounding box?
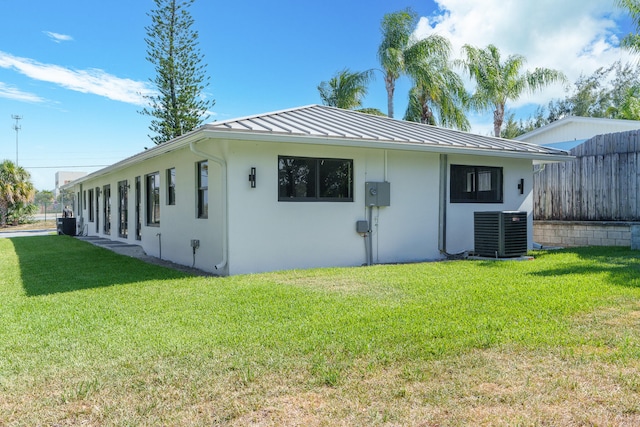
[365,182,390,207]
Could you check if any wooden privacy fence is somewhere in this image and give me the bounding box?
[534,129,640,221]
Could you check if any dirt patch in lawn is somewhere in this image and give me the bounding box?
[0,219,56,232]
[4,347,638,426]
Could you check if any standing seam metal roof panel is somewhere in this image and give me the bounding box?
[266,113,344,137]
[63,105,572,190]
[206,105,569,156]
[305,107,417,142]
[294,108,392,140]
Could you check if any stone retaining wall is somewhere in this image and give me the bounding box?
[533,220,640,248]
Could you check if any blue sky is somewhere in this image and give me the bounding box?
[0,0,633,190]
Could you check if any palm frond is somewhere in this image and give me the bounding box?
[317,68,375,110]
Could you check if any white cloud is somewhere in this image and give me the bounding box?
[43,31,74,43]
[0,82,46,103]
[0,51,153,105]
[416,0,634,110]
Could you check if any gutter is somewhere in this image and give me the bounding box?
[189,138,228,272]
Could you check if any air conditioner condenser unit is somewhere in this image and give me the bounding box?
[474,211,527,258]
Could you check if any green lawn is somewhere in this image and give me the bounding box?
[1,236,640,425]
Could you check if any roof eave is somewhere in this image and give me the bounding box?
[62,126,572,189]
[199,127,573,162]
[61,130,203,188]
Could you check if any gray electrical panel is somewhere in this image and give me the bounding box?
[356,220,369,233]
[365,182,390,206]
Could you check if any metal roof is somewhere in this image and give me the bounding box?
[63,105,571,188]
[204,104,570,158]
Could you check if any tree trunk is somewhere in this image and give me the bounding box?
[420,93,432,124]
[493,103,505,137]
[0,200,7,227]
[385,75,395,118]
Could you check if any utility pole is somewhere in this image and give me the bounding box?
[11,115,22,166]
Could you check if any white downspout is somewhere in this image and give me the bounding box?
[189,139,228,272]
[438,154,448,254]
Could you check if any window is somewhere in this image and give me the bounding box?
[166,168,176,205]
[278,156,353,201]
[146,172,160,225]
[95,187,100,232]
[118,180,128,238]
[135,176,142,240]
[450,165,503,203]
[103,184,111,235]
[197,161,208,218]
[88,189,94,222]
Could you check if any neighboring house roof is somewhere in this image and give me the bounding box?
[515,116,640,147]
[64,105,570,187]
[538,139,589,151]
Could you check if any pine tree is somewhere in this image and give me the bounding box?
[141,0,214,145]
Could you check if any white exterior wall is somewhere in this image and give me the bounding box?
[74,145,225,274]
[224,140,442,275]
[66,138,537,276]
[445,155,534,254]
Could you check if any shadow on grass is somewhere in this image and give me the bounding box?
[10,235,191,296]
[527,246,640,288]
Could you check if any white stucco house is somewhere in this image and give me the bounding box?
[62,105,570,275]
[55,171,87,198]
[515,116,640,150]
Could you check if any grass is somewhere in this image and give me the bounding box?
[1,236,640,425]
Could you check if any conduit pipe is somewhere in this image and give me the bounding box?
[384,150,388,181]
[189,139,228,272]
[367,206,374,266]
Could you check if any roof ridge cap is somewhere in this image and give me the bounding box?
[205,105,320,127]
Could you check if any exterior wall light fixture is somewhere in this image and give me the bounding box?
[249,167,256,188]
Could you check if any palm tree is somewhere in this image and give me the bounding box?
[459,44,566,137]
[618,0,640,53]
[0,160,35,226]
[317,69,374,110]
[356,108,387,116]
[377,8,450,118]
[403,50,470,130]
[609,86,640,120]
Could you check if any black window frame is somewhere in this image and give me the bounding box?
[135,176,142,240]
[146,171,160,226]
[450,164,503,203]
[88,188,94,222]
[197,161,208,219]
[103,184,111,235]
[278,156,354,202]
[166,167,176,205]
[95,187,100,232]
[118,180,128,239]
